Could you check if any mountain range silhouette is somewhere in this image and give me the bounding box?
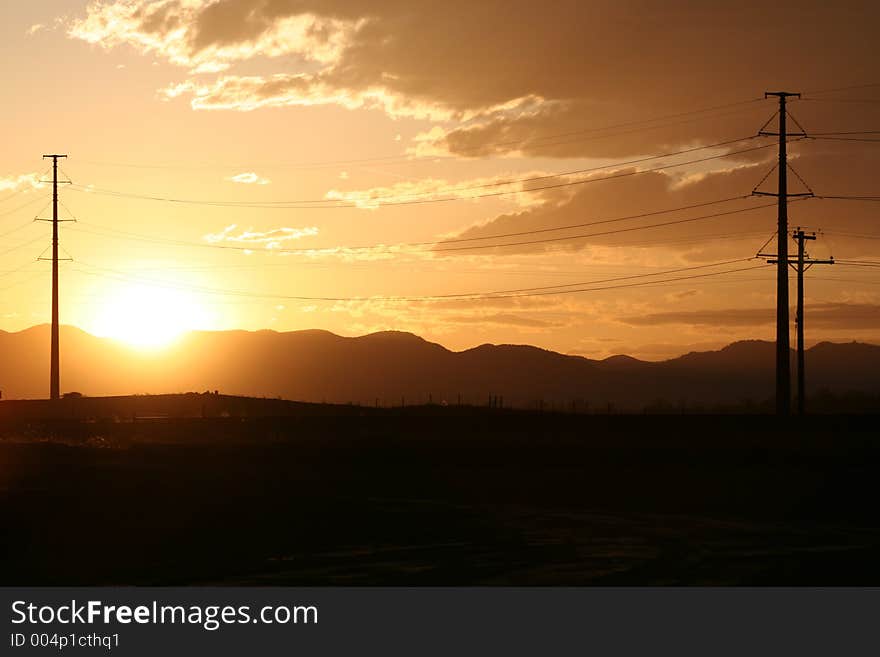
[1,325,878,409]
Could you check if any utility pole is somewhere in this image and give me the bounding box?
[763,229,833,415]
[793,230,833,415]
[39,154,69,400]
[755,92,808,415]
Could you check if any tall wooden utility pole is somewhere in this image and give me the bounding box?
[792,230,834,415]
[40,154,68,400]
[756,92,808,415]
[765,229,833,415]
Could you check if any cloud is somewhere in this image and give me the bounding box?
[429,155,775,257]
[203,224,319,249]
[67,1,880,158]
[226,172,270,185]
[0,173,44,192]
[320,294,575,343]
[68,1,357,71]
[427,140,880,260]
[26,24,46,36]
[445,313,562,328]
[620,303,880,330]
[324,170,554,209]
[160,73,457,119]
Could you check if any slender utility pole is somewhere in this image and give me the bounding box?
[795,230,809,416]
[41,154,68,400]
[792,230,833,415]
[764,229,833,415]
[757,92,804,415]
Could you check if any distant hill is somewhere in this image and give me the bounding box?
[1,325,878,409]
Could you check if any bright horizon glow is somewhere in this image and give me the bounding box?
[87,283,210,349]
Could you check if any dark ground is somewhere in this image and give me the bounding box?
[1,410,878,585]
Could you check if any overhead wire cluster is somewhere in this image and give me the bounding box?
[1,87,879,305]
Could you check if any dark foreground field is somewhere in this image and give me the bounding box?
[1,410,879,585]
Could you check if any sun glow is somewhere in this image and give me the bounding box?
[88,283,210,349]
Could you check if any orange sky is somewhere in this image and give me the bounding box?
[1,1,879,359]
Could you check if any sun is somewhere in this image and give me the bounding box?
[88,283,210,349]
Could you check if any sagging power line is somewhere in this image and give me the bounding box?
[69,197,785,256]
[70,258,767,303]
[75,96,769,171]
[66,137,775,209]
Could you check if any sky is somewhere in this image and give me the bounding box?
[1,0,879,359]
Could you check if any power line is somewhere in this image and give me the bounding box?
[74,97,767,171]
[800,98,880,105]
[0,257,44,280]
[834,260,880,268]
[70,195,753,250]
[599,228,771,249]
[66,138,773,209]
[0,269,44,294]
[435,104,769,157]
[0,195,50,220]
[85,234,769,275]
[0,187,31,205]
[823,230,880,240]
[0,220,38,240]
[69,198,784,256]
[811,275,880,285]
[0,168,51,205]
[801,82,880,96]
[810,136,880,143]
[808,130,880,136]
[430,201,786,253]
[817,195,880,201]
[71,259,768,303]
[445,258,755,296]
[69,137,761,206]
[0,233,45,258]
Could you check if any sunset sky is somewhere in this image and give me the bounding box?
[1,1,879,359]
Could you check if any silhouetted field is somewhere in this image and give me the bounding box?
[1,409,878,585]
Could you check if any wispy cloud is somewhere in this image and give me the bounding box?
[160,74,452,120]
[324,171,555,209]
[445,313,562,329]
[0,173,44,192]
[620,303,880,330]
[226,172,270,185]
[68,1,356,72]
[203,225,319,250]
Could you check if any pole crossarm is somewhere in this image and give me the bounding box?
[758,131,808,138]
[765,259,835,265]
[752,191,814,197]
